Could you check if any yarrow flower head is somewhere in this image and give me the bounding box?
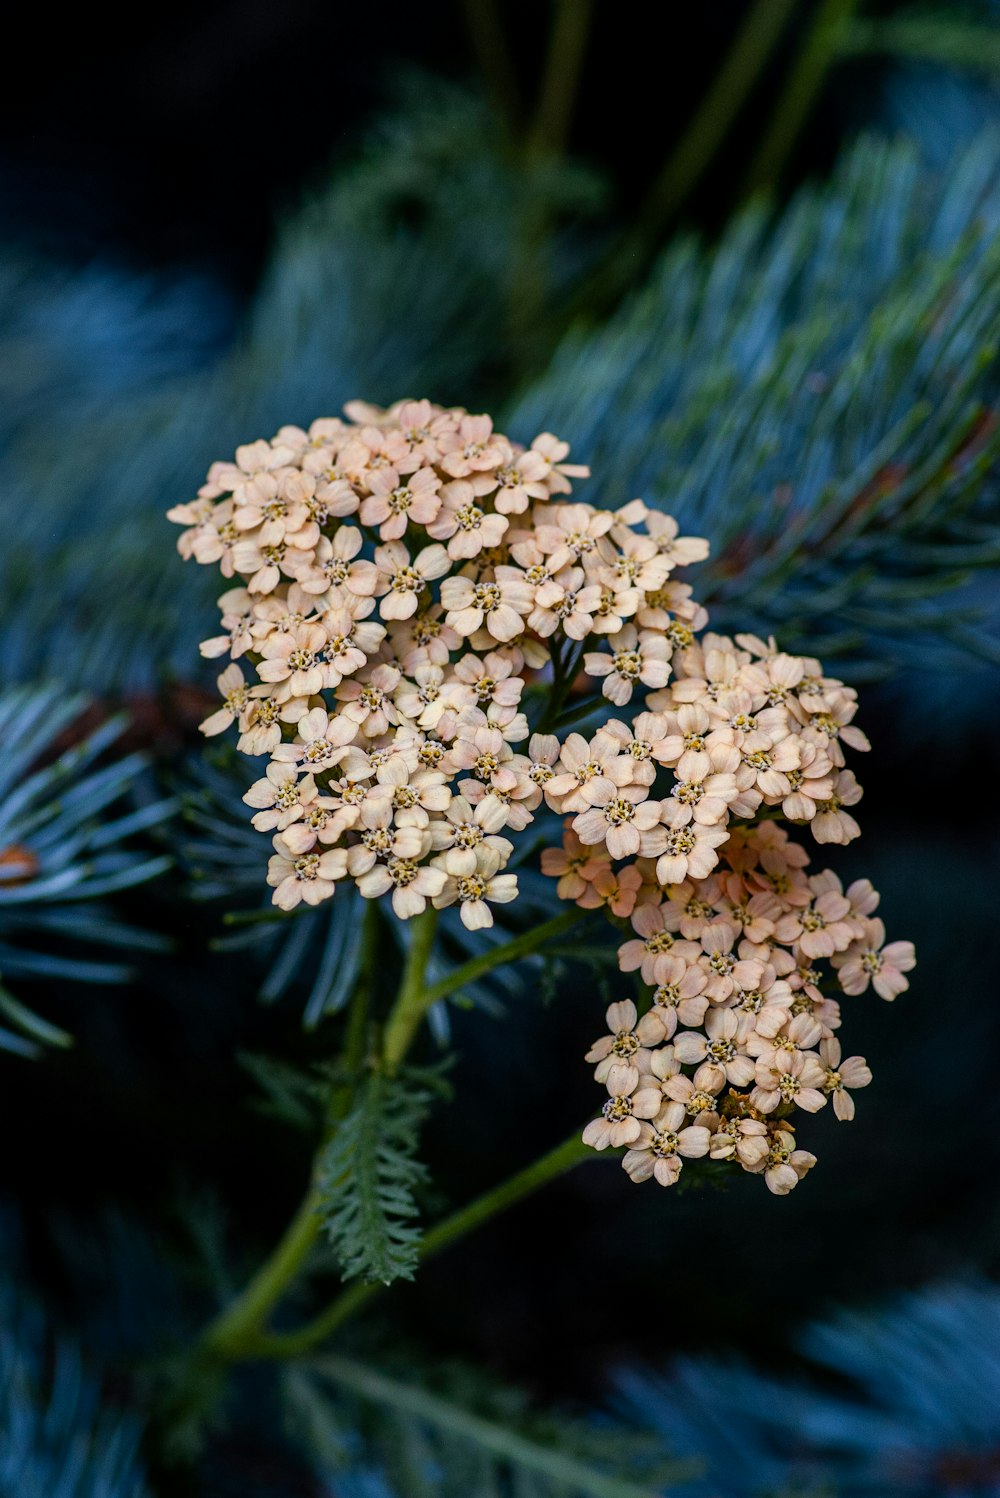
[170,397,911,1193]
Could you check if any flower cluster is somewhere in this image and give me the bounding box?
[568,822,913,1192]
[168,399,711,927]
[169,397,912,1195]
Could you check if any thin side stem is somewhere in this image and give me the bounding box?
[253,1130,594,1359]
[419,907,587,1010]
[527,0,595,159]
[459,0,523,136]
[201,1192,320,1359]
[741,0,860,198]
[199,904,381,1360]
[640,0,799,228]
[381,906,440,1072]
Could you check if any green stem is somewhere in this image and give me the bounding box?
[640,0,799,228]
[252,1130,594,1359]
[381,906,440,1072]
[565,0,797,322]
[741,0,860,198]
[199,906,380,1360]
[201,1192,321,1360]
[197,907,587,1363]
[419,907,587,1009]
[459,0,522,135]
[527,0,595,159]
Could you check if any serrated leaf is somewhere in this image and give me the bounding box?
[316,1069,436,1285]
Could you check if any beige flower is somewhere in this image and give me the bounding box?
[582,1063,661,1150]
[267,838,348,910]
[375,540,450,620]
[819,1036,872,1120]
[584,999,666,1083]
[584,626,672,706]
[432,843,518,930]
[833,918,915,999]
[200,664,250,737]
[621,1102,711,1186]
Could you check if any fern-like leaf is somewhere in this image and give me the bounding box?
[317,1069,435,1285]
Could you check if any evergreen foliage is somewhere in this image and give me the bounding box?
[621,1280,1000,1496]
[512,130,1000,672]
[0,1280,150,1498]
[286,1354,685,1498]
[0,686,172,1055]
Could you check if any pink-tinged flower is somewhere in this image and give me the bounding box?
[758,1123,817,1195]
[374,541,451,620]
[581,1063,661,1150]
[440,568,534,642]
[428,794,512,874]
[346,802,425,880]
[355,854,447,921]
[256,620,327,697]
[287,525,379,600]
[438,414,506,477]
[529,433,590,495]
[801,691,871,765]
[272,707,352,770]
[669,740,741,822]
[662,1063,726,1117]
[236,690,297,756]
[528,566,605,641]
[811,768,863,844]
[334,664,403,739]
[572,782,663,861]
[432,844,518,930]
[779,741,835,822]
[650,956,709,1037]
[586,863,644,917]
[643,700,715,766]
[584,626,672,706]
[622,1101,711,1186]
[654,821,730,885]
[545,731,634,814]
[491,449,550,513]
[359,465,442,540]
[673,1009,756,1089]
[540,826,611,902]
[709,1116,769,1169]
[728,961,794,1039]
[200,664,250,736]
[600,711,670,784]
[267,838,348,910]
[390,607,463,670]
[243,764,318,832]
[584,999,666,1083]
[426,479,510,558]
[530,502,613,570]
[833,918,915,1000]
[751,1049,828,1115]
[642,511,710,570]
[777,879,860,960]
[199,586,255,659]
[617,901,686,983]
[451,652,524,722]
[598,530,672,598]
[819,1036,872,1120]
[318,608,386,689]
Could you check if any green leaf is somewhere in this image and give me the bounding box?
[316,1068,435,1285]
